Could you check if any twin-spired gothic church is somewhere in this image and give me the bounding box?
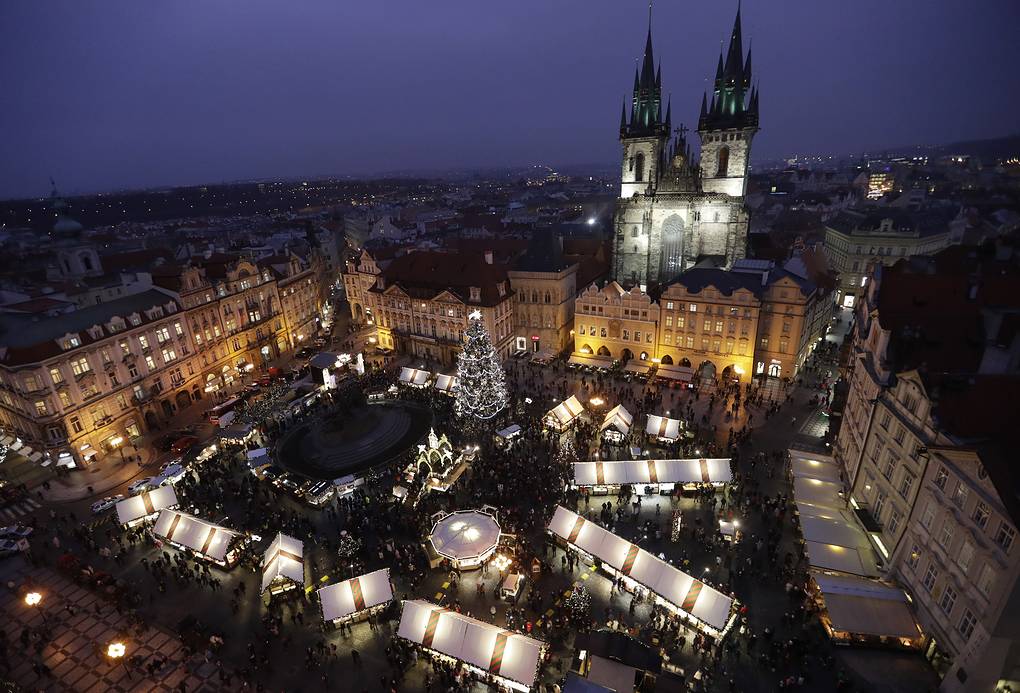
[613,8,759,289]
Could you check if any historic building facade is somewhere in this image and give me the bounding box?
[613,10,759,289]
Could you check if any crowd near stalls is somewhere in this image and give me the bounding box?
[397,599,547,693]
[547,506,738,639]
[260,532,305,597]
[152,509,245,568]
[494,424,522,448]
[543,395,585,432]
[572,457,733,497]
[403,428,466,501]
[115,485,179,528]
[318,568,394,626]
[599,404,633,444]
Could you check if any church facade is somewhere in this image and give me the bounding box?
[613,9,759,289]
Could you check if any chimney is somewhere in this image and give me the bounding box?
[484,250,494,265]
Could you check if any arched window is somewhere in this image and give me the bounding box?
[635,152,646,182]
[716,146,730,177]
[544,292,551,304]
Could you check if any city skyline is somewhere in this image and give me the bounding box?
[1,0,1019,199]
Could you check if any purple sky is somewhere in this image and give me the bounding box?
[1,0,1018,199]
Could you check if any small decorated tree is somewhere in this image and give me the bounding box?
[455,311,509,423]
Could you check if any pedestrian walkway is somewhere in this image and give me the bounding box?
[0,497,40,520]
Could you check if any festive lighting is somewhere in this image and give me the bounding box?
[589,397,604,406]
[491,554,512,572]
[106,642,126,659]
[455,312,509,421]
[24,592,41,606]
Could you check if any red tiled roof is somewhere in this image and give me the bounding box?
[370,251,511,306]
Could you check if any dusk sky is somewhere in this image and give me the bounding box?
[1,0,1018,199]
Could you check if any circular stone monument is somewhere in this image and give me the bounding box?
[276,401,433,480]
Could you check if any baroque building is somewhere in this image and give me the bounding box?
[613,9,759,289]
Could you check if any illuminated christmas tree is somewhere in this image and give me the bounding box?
[455,311,509,422]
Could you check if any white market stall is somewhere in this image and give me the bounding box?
[495,424,522,448]
[318,568,394,625]
[655,364,694,383]
[260,532,305,596]
[572,458,732,494]
[116,485,178,527]
[433,374,458,395]
[567,353,614,370]
[152,509,243,567]
[543,395,585,432]
[397,599,546,692]
[599,405,633,444]
[399,367,431,388]
[810,571,923,648]
[645,414,683,443]
[428,509,502,570]
[622,360,653,377]
[547,506,737,638]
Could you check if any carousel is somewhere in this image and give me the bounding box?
[427,508,503,570]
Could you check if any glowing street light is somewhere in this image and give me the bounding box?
[106,642,126,659]
[24,592,42,607]
[110,435,126,463]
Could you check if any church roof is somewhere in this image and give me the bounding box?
[665,267,764,298]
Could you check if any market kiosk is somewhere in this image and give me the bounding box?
[433,374,458,396]
[547,506,738,639]
[318,568,394,626]
[397,599,546,692]
[599,405,633,445]
[645,415,684,444]
[427,508,502,570]
[260,532,305,597]
[152,509,243,568]
[399,367,431,388]
[116,485,179,527]
[543,395,585,432]
[571,458,732,496]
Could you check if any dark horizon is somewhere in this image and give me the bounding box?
[2,0,1018,200]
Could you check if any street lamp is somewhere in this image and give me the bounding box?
[25,591,48,626]
[106,641,130,678]
[110,436,126,464]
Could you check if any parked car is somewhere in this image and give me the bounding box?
[128,478,157,495]
[170,436,198,455]
[90,495,124,514]
[0,538,29,557]
[154,434,177,452]
[0,525,34,539]
[261,465,285,482]
[275,474,303,497]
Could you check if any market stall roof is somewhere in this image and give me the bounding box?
[790,452,842,484]
[655,364,694,381]
[567,353,614,369]
[429,509,501,562]
[623,361,652,375]
[399,367,431,387]
[116,485,178,525]
[792,477,846,509]
[260,532,305,593]
[545,395,586,428]
[812,571,920,639]
[318,568,394,622]
[433,374,458,392]
[397,600,544,688]
[600,405,634,436]
[496,424,522,439]
[645,415,682,441]
[309,352,338,370]
[152,510,240,562]
[573,458,732,486]
[548,506,734,632]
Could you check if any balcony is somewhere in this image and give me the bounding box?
[93,415,114,429]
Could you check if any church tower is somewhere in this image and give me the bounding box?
[619,24,670,199]
[698,7,759,198]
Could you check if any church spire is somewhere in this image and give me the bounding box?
[700,4,757,132]
[622,6,666,138]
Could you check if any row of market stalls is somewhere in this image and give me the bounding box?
[116,486,179,527]
[548,506,738,638]
[788,449,924,650]
[397,599,546,692]
[398,367,458,395]
[565,354,697,383]
[571,458,732,493]
[544,399,691,447]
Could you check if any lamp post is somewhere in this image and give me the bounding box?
[110,436,126,464]
[24,591,49,627]
[106,641,130,678]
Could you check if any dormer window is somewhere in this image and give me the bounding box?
[470,287,481,302]
[497,282,506,298]
[60,334,81,350]
[128,313,142,327]
[87,325,104,340]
